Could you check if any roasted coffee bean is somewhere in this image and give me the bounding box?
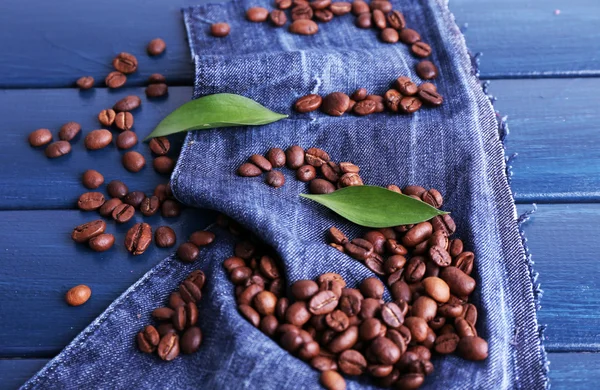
[386,238,407,256]
[311,0,331,9]
[360,277,384,300]
[330,1,351,15]
[114,112,134,131]
[429,246,451,268]
[123,191,145,208]
[403,185,427,197]
[352,99,377,116]
[237,162,262,177]
[65,284,91,306]
[239,284,264,306]
[99,198,122,217]
[402,222,433,247]
[344,238,373,261]
[370,0,391,12]
[84,129,112,150]
[149,73,166,84]
[116,130,137,149]
[314,9,334,22]
[352,0,369,14]
[146,83,168,98]
[398,28,421,44]
[186,231,214,249]
[177,242,199,263]
[186,270,206,291]
[286,301,312,326]
[329,325,359,353]
[338,349,367,375]
[81,170,104,189]
[395,76,418,96]
[321,92,350,116]
[294,94,322,113]
[421,188,443,208]
[289,18,319,34]
[88,233,115,252]
[311,355,338,372]
[411,42,432,58]
[359,298,381,320]
[404,317,430,343]
[422,277,450,303]
[137,325,160,353]
[431,214,456,235]
[291,3,313,20]
[261,149,284,170]
[383,255,406,275]
[387,10,406,29]
[339,289,363,317]
[416,60,438,80]
[157,322,177,337]
[276,0,293,9]
[257,256,278,280]
[363,231,385,254]
[417,89,443,107]
[154,156,175,174]
[320,370,346,390]
[147,38,166,56]
[328,227,348,245]
[349,89,366,102]
[411,296,437,321]
[254,290,278,316]
[372,9,386,29]
[28,128,53,147]
[280,330,303,352]
[418,82,437,93]
[390,281,411,303]
[291,280,319,301]
[139,196,159,216]
[325,310,349,332]
[309,290,338,315]
[107,180,128,199]
[113,52,138,74]
[157,333,179,361]
[266,170,285,188]
[211,22,231,37]
[381,302,404,328]
[154,226,176,248]
[291,165,315,183]
[105,71,126,88]
[458,336,488,361]
[147,137,170,156]
[122,151,146,172]
[404,256,426,283]
[370,336,401,365]
[234,241,255,260]
[58,122,81,141]
[78,192,105,211]
[440,266,475,296]
[454,251,474,275]
[382,89,401,112]
[339,162,360,174]
[125,223,152,255]
[356,13,372,29]
[152,307,175,321]
[259,315,279,337]
[246,154,271,172]
[114,95,141,112]
[298,340,321,360]
[180,326,202,354]
[302,150,328,170]
[282,145,304,169]
[72,220,106,243]
[180,280,202,304]
[76,76,94,90]
[359,318,383,341]
[339,172,363,187]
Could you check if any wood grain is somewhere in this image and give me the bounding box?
[2,352,598,389]
[1,0,599,88]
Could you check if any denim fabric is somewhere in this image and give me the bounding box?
[22,0,548,389]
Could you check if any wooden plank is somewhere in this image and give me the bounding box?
[1,80,599,210]
[0,0,599,88]
[2,353,599,389]
[0,204,597,356]
[0,87,193,210]
[0,209,216,357]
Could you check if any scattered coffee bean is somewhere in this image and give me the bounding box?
[370,0,392,12]
[270,9,288,26]
[246,7,269,22]
[148,73,166,84]
[400,96,422,114]
[372,9,386,29]
[157,333,179,361]
[107,180,128,198]
[71,220,106,243]
[399,28,421,44]
[89,233,115,252]
[113,52,138,74]
[45,140,71,158]
[115,112,134,131]
[84,129,112,150]
[309,178,335,194]
[113,95,141,112]
[140,196,160,216]
[65,284,92,306]
[276,0,293,9]
[122,151,146,172]
[211,23,231,37]
[314,9,333,22]
[180,327,203,354]
[266,171,286,188]
[124,191,146,208]
[321,370,346,390]
[146,83,168,98]
[153,156,176,174]
[161,199,181,218]
[297,165,317,182]
[457,336,488,361]
[356,13,372,29]
[289,19,319,35]
[291,3,313,21]
[416,61,439,80]
[249,154,272,172]
[98,109,116,126]
[266,147,286,168]
[28,128,52,147]
[137,325,160,353]
[294,94,322,113]
[125,223,152,255]
[189,231,215,247]
[116,130,137,149]
[76,76,94,90]
[330,2,351,15]
[112,203,135,223]
[105,71,127,89]
[58,122,81,141]
[352,0,369,15]
[387,10,406,29]
[353,99,377,116]
[238,162,262,177]
[147,38,166,56]
[155,226,177,248]
[99,198,122,217]
[78,191,105,211]
[412,42,432,58]
[149,137,170,155]
[418,89,444,106]
[81,170,104,189]
[380,28,399,43]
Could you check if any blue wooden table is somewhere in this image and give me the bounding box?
[1,0,599,388]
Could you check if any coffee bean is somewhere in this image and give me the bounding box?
[180,280,202,303]
[319,162,339,183]
[411,41,432,58]
[146,83,168,98]
[147,38,166,56]
[28,128,52,147]
[311,0,331,9]
[172,306,187,331]
[386,10,406,29]
[359,317,383,341]
[148,73,166,84]
[321,92,350,116]
[455,317,477,338]
[45,140,71,158]
[285,145,305,169]
[370,336,401,365]
[454,251,474,275]
[157,322,177,337]
[290,280,318,301]
[113,52,138,74]
[372,9,386,29]
[139,196,159,216]
[339,172,363,187]
[356,13,372,29]
[259,255,280,279]
[114,95,141,112]
[254,290,278,316]
[286,301,312,326]
[65,284,91,306]
[211,22,231,37]
[186,270,206,291]
[381,89,401,112]
[72,220,106,243]
[431,214,456,235]
[106,180,128,199]
[239,284,263,306]
[352,0,369,14]
[153,156,175,174]
[177,242,199,263]
[157,333,180,361]
[78,192,105,211]
[458,336,488,361]
[114,112,134,131]
[440,266,476,296]
[81,170,103,189]
[188,231,214,248]
[320,370,346,390]
[149,137,170,155]
[411,296,437,321]
[155,226,176,248]
[394,77,417,96]
[178,326,202,355]
[76,76,94,90]
[398,28,421,44]
[161,199,181,218]
[259,315,279,337]
[418,89,444,107]
[137,325,160,353]
[344,238,373,261]
[416,60,438,80]
[265,171,285,188]
[360,277,384,299]
[246,154,271,172]
[246,6,268,22]
[58,122,81,141]
[84,129,112,150]
[268,9,287,26]
[289,19,319,35]
[291,3,313,20]
[340,161,361,173]
[105,71,126,88]
[380,28,399,43]
[114,130,136,150]
[276,0,293,9]
[98,198,121,217]
[422,277,450,303]
[370,0,391,12]
[309,290,338,315]
[122,151,146,172]
[429,245,451,267]
[404,317,429,343]
[327,227,347,245]
[330,1,351,15]
[402,222,433,247]
[381,302,404,328]
[98,109,117,129]
[294,165,315,182]
[339,289,363,317]
[338,349,367,375]
[432,332,459,355]
[265,147,286,168]
[305,147,330,167]
[123,191,145,208]
[329,325,359,353]
[125,223,152,255]
[153,306,175,320]
[353,99,377,115]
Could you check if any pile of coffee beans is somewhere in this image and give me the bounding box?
[220,215,487,389]
[295,77,442,117]
[137,269,206,361]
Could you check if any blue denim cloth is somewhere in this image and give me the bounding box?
[22,0,548,389]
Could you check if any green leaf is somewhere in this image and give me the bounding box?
[300,185,447,228]
[145,93,288,140]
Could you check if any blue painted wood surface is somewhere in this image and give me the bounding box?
[1,0,599,387]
